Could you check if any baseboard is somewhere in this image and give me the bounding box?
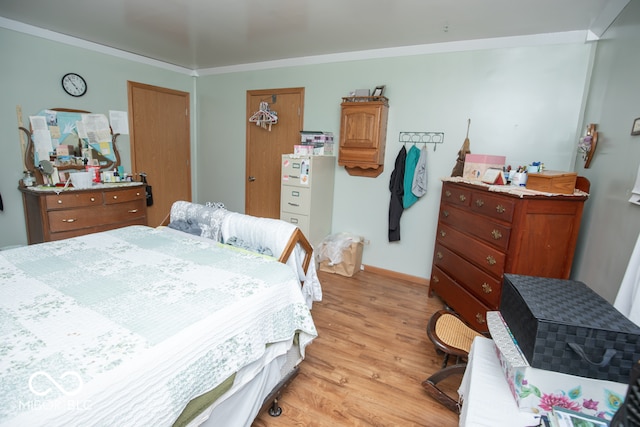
[362,264,430,286]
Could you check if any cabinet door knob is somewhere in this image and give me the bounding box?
[475,199,484,207]
[496,204,506,213]
[491,229,502,240]
[486,255,496,265]
[482,283,492,294]
[475,313,486,324]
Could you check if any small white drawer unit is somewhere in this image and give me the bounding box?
[280,154,335,247]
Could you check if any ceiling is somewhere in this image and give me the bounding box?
[0,0,628,71]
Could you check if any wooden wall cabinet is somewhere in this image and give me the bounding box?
[339,97,389,177]
[429,181,587,332]
[20,184,148,244]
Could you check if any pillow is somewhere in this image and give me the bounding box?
[168,219,202,236]
[225,236,274,257]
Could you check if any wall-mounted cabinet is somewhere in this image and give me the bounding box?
[339,97,389,177]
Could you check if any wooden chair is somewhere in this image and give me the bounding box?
[422,310,483,413]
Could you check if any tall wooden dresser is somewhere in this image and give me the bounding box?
[20,183,148,244]
[280,154,335,247]
[429,180,588,332]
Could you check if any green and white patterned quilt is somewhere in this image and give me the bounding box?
[0,226,317,426]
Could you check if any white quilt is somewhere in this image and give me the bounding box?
[0,226,317,426]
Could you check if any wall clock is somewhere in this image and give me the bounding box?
[61,73,87,97]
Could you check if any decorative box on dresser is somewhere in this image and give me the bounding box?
[429,179,588,332]
[280,154,335,247]
[20,183,148,244]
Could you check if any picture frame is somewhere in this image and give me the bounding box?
[632,117,640,135]
[372,85,385,97]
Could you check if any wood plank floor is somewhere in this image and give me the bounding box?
[253,269,460,427]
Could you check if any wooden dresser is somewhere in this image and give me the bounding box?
[20,183,148,244]
[429,180,588,332]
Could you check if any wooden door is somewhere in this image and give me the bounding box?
[246,88,304,218]
[128,81,191,227]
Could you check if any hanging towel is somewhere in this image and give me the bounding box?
[403,145,420,209]
[614,231,640,326]
[388,146,406,242]
[412,146,428,198]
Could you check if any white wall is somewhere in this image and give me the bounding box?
[197,43,593,281]
[572,0,640,302]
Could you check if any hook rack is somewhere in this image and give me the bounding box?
[399,131,445,151]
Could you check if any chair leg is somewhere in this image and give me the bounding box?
[422,364,467,413]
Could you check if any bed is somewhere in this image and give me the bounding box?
[0,202,320,427]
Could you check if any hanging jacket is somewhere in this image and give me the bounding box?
[388,146,407,242]
[403,145,421,209]
[412,146,428,198]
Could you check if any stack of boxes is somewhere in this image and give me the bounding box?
[295,131,334,156]
[487,274,640,421]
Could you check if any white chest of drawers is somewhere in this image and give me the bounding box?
[280,155,335,247]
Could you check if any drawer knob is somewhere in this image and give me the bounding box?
[439,230,446,238]
[486,255,496,265]
[475,199,484,207]
[136,192,141,196]
[128,209,139,213]
[445,190,452,197]
[482,283,493,294]
[62,218,76,223]
[112,195,118,200]
[442,210,449,217]
[57,200,63,204]
[475,313,486,324]
[431,275,439,284]
[459,194,466,202]
[491,229,503,240]
[90,197,96,202]
[436,251,443,260]
[496,204,506,213]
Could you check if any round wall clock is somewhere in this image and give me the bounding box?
[61,73,87,97]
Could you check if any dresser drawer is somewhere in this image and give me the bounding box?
[439,205,511,250]
[441,183,472,208]
[103,187,146,204]
[436,222,506,277]
[279,212,309,235]
[281,157,311,187]
[430,266,490,332]
[281,186,310,214]
[48,200,146,233]
[45,191,104,210]
[470,191,515,223]
[433,243,501,308]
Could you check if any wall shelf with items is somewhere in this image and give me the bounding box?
[339,96,389,177]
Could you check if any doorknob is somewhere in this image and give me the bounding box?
[248,176,256,182]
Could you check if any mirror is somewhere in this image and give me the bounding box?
[20,108,121,185]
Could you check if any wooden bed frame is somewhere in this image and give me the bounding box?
[277,227,313,275]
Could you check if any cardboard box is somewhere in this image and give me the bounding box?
[463,154,506,181]
[487,311,628,420]
[319,240,363,277]
[526,170,577,194]
[294,145,314,155]
[500,274,640,383]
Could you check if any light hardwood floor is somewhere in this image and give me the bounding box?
[253,269,460,427]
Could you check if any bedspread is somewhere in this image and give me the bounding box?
[0,226,317,427]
